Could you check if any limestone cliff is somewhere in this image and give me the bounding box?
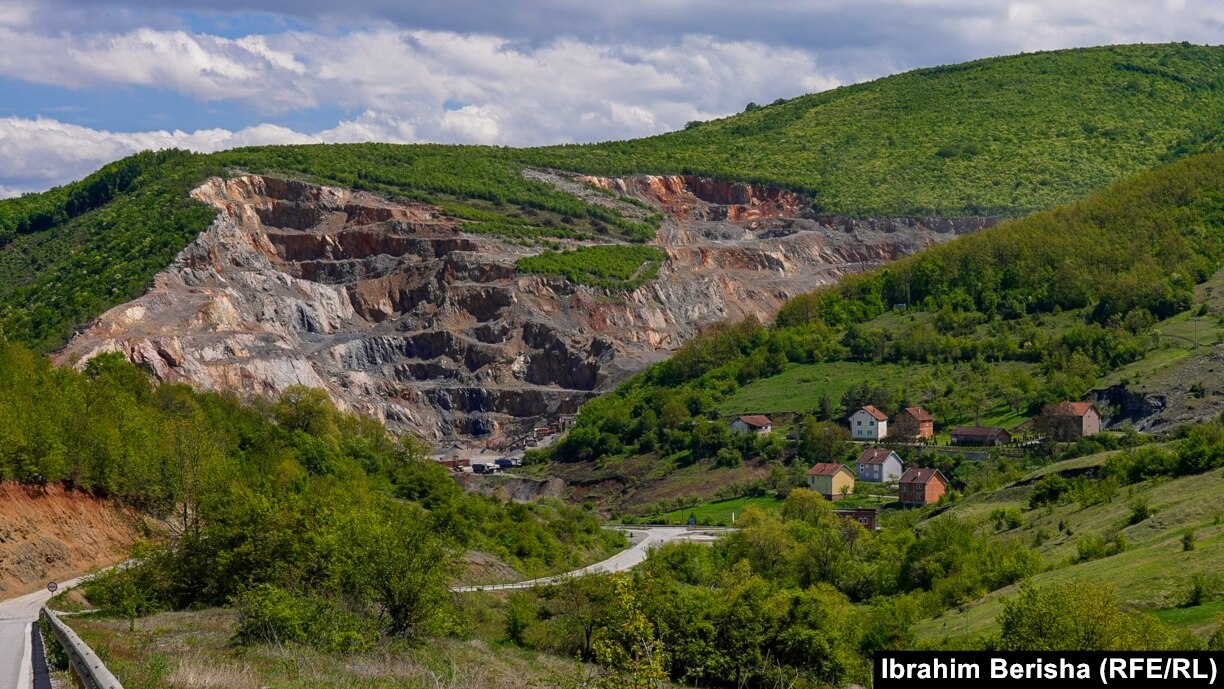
[57,172,997,443]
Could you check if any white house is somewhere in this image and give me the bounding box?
[849,405,888,441]
[855,448,905,483]
[731,414,772,435]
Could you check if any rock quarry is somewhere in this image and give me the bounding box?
[57,171,997,444]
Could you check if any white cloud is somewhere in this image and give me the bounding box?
[0,25,841,142]
[1,0,1222,194]
[0,115,414,194]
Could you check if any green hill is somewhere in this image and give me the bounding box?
[541,149,1224,477]
[5,43,1224,350]
[523,42,1224,216]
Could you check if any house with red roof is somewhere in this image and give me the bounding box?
[892,406,934,440]
[806,462,856,500]
[855,448,905,483]
[1040,402,1102,441]
[898,467,948,506]
[849,405,888,441]
[731,414,773,435]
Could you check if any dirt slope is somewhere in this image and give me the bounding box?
[0,483,142,598]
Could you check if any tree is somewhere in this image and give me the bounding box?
[586,574,669,689]
[781,488,834,526]
[334,502,455,638]
[797,418,850,463]
[544,574,615,660]
[818,392,837,421]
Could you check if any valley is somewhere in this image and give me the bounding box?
[6,41,1224,689]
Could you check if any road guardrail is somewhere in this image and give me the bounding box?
[39,607,123,689]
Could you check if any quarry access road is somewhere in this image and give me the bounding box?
[451,526,724,593]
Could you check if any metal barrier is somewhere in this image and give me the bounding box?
[38,607,123,689]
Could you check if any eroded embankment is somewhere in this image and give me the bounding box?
[0,483,141,597]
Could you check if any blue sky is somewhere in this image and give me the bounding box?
[0,0,1221,196]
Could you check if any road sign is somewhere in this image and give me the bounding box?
[47,581,57,593]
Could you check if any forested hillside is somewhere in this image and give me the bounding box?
[3,44,1224,350]
[0,340,621,613]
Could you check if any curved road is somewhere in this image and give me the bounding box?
[452,526,723,593]
[0,528,723,683]
[0,575,87,689]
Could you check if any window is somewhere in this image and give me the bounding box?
[856,420,862,426]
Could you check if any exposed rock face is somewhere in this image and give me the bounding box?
[57,172,997,443]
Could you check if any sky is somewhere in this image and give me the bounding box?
[0,1,1222,197]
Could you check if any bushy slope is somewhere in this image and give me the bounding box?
[524,43,1224,216]
[4,44,1224,351]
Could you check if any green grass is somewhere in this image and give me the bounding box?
[515,245,668,290]
[719,361,913,415]
[1153,600,1224,635]
[522,44,1224,217]
[719,360,1034,427]
[656,495,785,526]
[915,467,1224,644]
[67,607,589,689]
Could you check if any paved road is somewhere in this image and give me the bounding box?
[0,575,87,689]
[452,526,722,593]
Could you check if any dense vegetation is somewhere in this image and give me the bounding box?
[495,489,1200,688]
[538,150,1224,473]
[4,44,1224,350]
[0,342,621,647]
[521,43,1224,216]
[515,245,667,290]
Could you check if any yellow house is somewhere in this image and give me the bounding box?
[806,462,856,500]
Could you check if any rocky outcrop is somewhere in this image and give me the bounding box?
[57,172,996,443]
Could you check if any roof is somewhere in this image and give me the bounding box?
[858,405,888,421]
[897,406,933,422]
[736,414,772,427]
[899,467,947,485]
[807,462,852,477]
[951,425,1009,438]
[856,448,900,465]
[1048,401,1096,417]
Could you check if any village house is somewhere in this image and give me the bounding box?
[950,425,1012,446]
[898,467,949,506]
[1040,402,1102,441]
[849,405,888,441]
[731,414,773,435]
[855,448,905,483]
[834,507,878,530]
[806,462,856,500]
[891,406,935,440]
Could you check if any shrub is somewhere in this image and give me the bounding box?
[989,507,1024,531]
[1187,574,1217,608]
[1129,497,1154,525]
[233,584,313,645]
[1183,529,1197,551]
[1029,474,1069,508]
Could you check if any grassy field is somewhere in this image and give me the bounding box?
[656,495,785,525]
[66,607,589,689]
[915,466,1224,644]
[719,359,1034,427]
